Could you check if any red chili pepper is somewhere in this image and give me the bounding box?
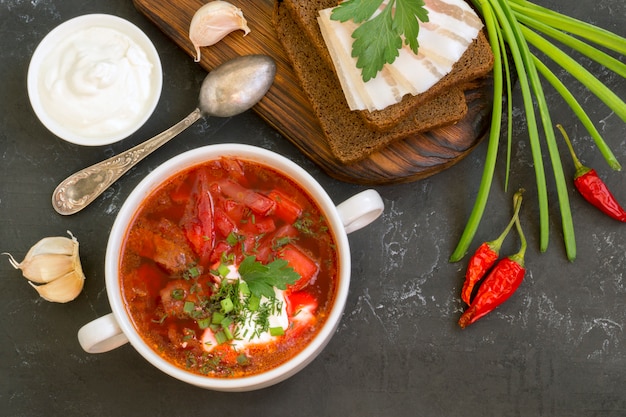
[557,124,626,222]
[461,243,499,305]
[459,204,527,328]
[460,190,524,305]
[458,255,525,328]
[574,169,626,221]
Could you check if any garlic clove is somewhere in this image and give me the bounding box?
[4,231,86,302]
[189,0,251,62]
[24,234,77,257]
[29,269,85,303]
[5,252,76,283]
[3,231,80,284]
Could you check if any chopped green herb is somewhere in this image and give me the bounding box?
[151,313,168,324]
[221,252,235,264]
[185,352,198,369]
[236,353,249,365]
[319,218,328,233]
[293,216,315,236]
[226,232,243,246]
[182,328,196,341]
[272,236,294,250]
[171,288,185,300]
[197,354,224,375]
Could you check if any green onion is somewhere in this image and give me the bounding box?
[238,280,250,296]
[520,27,626,122]
[247,295,260,312]
[214,330,228,345]
[269,327,285,337]
[220,297,234,314]
[496,13,514,192]
[222,325,234,341]
[449,0,503,262]
[226,232,240,246]
[511,11,626,79]
[217,263,230,278]
[211,311,225,324]
[531,58,621,171]
[495,0,555,255]
[197,317,211,329]
[183,301,195,314]
[508,0,626,54]
[451,0,624,262]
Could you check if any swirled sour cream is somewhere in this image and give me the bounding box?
[38,26,154,141]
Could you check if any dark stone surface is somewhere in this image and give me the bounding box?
[1,1,625,416]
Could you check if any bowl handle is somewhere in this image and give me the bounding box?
[77,313,129,353]
[336,189,384,234]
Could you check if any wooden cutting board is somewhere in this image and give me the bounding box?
[133,0,492,184]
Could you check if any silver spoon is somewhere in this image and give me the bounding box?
[52,54,276,216]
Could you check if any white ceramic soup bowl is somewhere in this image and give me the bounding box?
[78,143,384,391]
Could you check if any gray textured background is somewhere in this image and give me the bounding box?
[1,0,625,416]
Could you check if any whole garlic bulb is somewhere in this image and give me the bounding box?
[4,231,85,303]
[189,1,251,62]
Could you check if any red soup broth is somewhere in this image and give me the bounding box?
[119,157,338,378]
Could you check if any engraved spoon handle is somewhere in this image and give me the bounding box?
[52,108,203,215]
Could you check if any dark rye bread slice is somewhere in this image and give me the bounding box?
[282,0,494,132]
[274,1,469,164]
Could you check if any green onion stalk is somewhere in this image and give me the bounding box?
[450,0,626,263]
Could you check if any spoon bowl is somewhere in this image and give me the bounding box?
[199,56,276,117]
[52,54,276,216]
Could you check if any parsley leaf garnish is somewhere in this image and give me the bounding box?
[331,0,429,82]
[238,256,300,299]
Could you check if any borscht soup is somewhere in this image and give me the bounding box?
[119,156,338,378]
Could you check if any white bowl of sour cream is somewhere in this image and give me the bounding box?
[28,14,163,146]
